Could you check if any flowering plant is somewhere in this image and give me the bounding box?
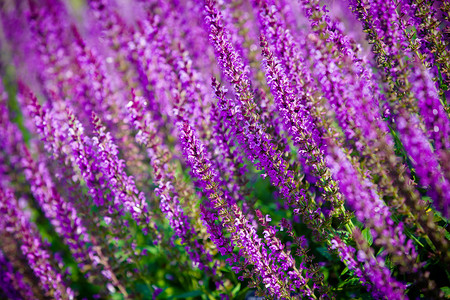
[0,0,449,299]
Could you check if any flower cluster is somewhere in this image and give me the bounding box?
[0,0,449,299]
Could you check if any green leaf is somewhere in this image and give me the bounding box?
[135,283,152,297]
[316,247,332,260]
[111,293,124,300]
[362,228,373,246]
[445,230,450,241]
[340,267,349,276]
[338,277,361,288]
[441,286,450,297]
[376,247,385,256]
[231,283,241,297]
[170,290,203,299]
[142,246,160,255]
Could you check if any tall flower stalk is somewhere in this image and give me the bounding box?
[0,0,448,298]
[0,182,73,300]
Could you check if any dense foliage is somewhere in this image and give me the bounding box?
[0,0,449,299]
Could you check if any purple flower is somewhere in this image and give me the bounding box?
[178,120,318,298]
[326,143,418,273]
[210,80,251,208]
[1,89,120,290]
[260,34,342,213]
[329,237,366,286]
[402,0,450,96]
[0,0,448,298]
[347,0,417,114]
[67,109,109,207]
[71,25,117,127]
[127,92,214,271]
[91,113,153,227]
[397,113,450,218]
[88,0,132,65]
[331,233,408,300]
[0,183,73,300]
[27,0,75,99]
[411,64,450,152]
[0,249,36,300]
[204,0,328,236]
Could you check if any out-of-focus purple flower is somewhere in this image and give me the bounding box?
[326,143,418,272]
[20,146,91,259]
[0,183,73,300]
[18,83,63,158]
[397,113,450,218]
[347,0,418,114]
[299,0,391,146]
[71,25,117,127]
[329,237,366,286]
[331,233,408,300]
[87,0,132,64]
[354,229,409,300]
[400,0,450,97]
[27,0,75,99]
[152,286,163,300]
[253,0,312,106]
[12,82,144,296]
[128,15,168,124]
[411,64,450,152]
[1,88,110,285]
[0,249,36,300]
